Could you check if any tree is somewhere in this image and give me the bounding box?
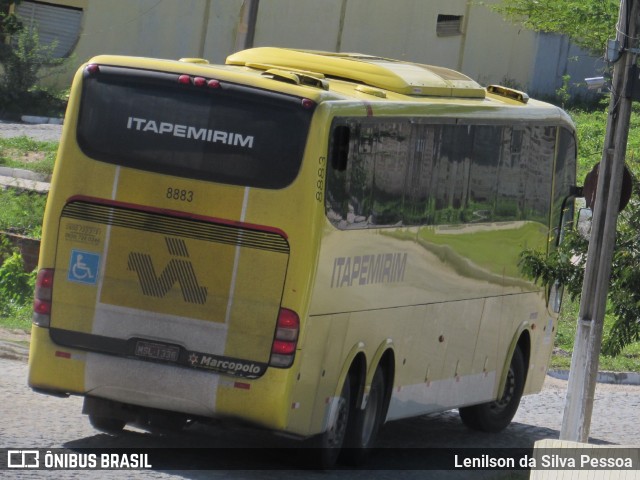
[492,0,619,55]
[0,0,66,117]
[0,1,22,50]
[520,198,640,357]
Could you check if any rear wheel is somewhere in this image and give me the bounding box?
[308,374,352,468]
[459,345,525,432]
[342,366,386,465]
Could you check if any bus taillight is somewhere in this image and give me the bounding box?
[177,74,221,88]
[270,308,299,368]
[33,269,54,327]
[85,64,100,75]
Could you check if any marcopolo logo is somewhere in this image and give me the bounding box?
[187,352,265,378]
[128,237,208,305]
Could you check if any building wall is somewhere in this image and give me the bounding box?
[29,0,597,98]
[530,33,605,99]
[72,0,210,60]
[461,0,537,89]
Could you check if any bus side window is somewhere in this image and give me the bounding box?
[331,125,351,171]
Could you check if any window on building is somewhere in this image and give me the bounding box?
[436,14,463,37]
[14,1,83,58]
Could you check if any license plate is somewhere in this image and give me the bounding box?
[134,340,180,362]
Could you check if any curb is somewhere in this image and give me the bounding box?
[0,174,50,193]
[21,115,63,125]
[548,369,640,385]
[0,167,51,193]
[0,166,50,183]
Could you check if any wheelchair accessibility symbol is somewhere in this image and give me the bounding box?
[68,250,100,285]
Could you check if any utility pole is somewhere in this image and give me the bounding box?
[234,0,260,52]
[560,0,640,442]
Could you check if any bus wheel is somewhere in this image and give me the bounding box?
[309,374,351,468]
[88,415,126,435]
[459,346,525,433]
[342,366,386,465]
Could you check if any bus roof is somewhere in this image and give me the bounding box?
[85,49,573,126]
[226,47,487,99]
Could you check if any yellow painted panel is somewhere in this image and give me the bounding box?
[50,217,105,333]
[224,247,290,361]
[101,226,236,322]
[215,368,292,430]
[28,326,86,394]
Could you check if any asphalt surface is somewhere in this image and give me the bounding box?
[0,122,63,142]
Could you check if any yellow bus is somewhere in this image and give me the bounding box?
[28,47,576,465]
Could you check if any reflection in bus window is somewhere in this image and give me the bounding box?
[327,121,562,229]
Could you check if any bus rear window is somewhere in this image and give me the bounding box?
[76,66,314,189]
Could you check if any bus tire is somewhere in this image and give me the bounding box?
[342,366,386,465]
[308,373,352,469]
[458,345,525,433]
[88,415,126,435]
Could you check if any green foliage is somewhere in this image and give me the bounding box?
[0,189,46,238]
[0,1,68,118]
[0,238,35,318]
[0,1,23,38]
[519,226,588,302]
[0,26,66,116]
[519,194,640,357]
[604,197,640,355]
[519,98,640,358]
[492,0,618,55]
[552,297,640,372]
[555,74,572,108]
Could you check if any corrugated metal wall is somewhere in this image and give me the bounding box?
[15,1,83,58]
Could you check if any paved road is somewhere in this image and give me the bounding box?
[0,123,62,142]
[1,355,639,479]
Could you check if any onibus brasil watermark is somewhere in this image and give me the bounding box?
[7,450,151,470]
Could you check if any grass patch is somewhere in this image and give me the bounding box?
[0,304,32,331]
[0,189,46,238]
[552,297,640,373]
[0,136,58,176]
[569,102,640,182]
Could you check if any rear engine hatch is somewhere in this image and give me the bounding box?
[50,200,289,379]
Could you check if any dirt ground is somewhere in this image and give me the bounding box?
[0,326,30,362]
